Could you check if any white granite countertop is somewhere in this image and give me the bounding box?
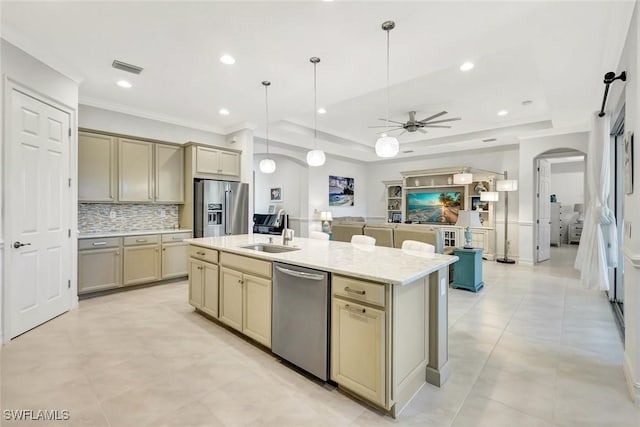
[185,234,458,286]
[79,229,192,239]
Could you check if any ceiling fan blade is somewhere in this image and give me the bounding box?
[368,125,398,128]
[417,111,447,123]
[421,117,462,125]
[398,130,407,136]
[376,128,403,134]
[417,128,428,134]
[378,118,406,125]
[423,125,452,128]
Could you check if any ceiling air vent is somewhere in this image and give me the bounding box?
[482,138,497,142]
[401,150,414,153]
[112,60,143,74]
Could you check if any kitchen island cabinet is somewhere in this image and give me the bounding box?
[186,235,456,417]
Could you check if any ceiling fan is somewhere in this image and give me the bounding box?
[369,111,461,135]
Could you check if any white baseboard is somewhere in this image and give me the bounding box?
[623,352,640,405]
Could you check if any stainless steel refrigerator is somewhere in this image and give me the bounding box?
[194,179,249,238]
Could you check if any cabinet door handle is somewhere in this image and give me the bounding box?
[136,239,148,243]
[172,237,182,240]
[92,242,107,246]
[345,304,366,314]
[162,248,166,251]
[196,251,206,256]
[344,286,366,295]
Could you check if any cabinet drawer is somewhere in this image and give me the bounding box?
[333,275,385,308]
[124,234,161,246]
[79,237,121,250]
[220,252,271,279]
[189,245,219,264]
[162,232,192,243]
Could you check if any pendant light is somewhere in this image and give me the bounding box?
[306,57,326,167]
[375,20,399,158]
[259,81,276,174]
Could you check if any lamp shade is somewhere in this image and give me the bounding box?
[375,136,399,158]
[306,149,326,167]
[453,172,473,184]
[480,191,499,202]
[496,179,518,191]
[455,210,482,228]
[320,211,332,221]
[573,203,584,213]
[259,158,276,174]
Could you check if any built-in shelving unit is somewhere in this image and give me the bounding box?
[383,180,403,223]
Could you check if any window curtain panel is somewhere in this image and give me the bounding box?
[574,112,618,290]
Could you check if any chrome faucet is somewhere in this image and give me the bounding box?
[276,209,293,246]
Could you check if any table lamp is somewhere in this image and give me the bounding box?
[320,211,333,233]
[574,203,584,222]
[455,210,482,248]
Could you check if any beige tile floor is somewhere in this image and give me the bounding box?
[2,246,639,426]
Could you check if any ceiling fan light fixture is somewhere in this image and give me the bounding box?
[259,158,276,174]
[375,135,399,158]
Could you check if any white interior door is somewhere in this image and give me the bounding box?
[536,158,551,262]
[6,87,71,339]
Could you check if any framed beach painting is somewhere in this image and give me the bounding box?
[329,175,354,207]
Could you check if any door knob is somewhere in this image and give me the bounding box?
[13,241,31,249]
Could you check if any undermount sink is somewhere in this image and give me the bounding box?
[239,244,300,254]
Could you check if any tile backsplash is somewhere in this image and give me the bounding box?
[79,203,180,233]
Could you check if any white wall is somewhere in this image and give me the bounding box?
[1,39,80,341]
[550,161,585,209]
[79,105,229,147]
[517,132,589,264]
[610,0,640,405]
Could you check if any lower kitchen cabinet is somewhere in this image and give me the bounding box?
[189,258,219,318]
[78,247,122,294]
[162,242,188,278]
[219,252,272,348]
[219,267,244,331]
[123,244,161,285]
[331,298,386,407]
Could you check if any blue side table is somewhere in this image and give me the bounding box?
[452,248,484,292]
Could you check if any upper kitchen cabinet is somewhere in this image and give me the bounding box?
[155,143,184,203]
[186,143,241,181]
[78,131,117,202]
[119,138,154,202]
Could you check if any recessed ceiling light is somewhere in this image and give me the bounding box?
[497,110,508,116]
[380,133,387,137]
[220,54,236,65]
[219,108,230,116]
[317,108,327,114]
[460,62,474,71]
[117,80,132,88]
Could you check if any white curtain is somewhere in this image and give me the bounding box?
[574,112,618,290]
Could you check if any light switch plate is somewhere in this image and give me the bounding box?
[625,221,632,239]
[109,209,116,219]
[158,209,166,217]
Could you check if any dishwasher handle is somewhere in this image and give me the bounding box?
[275,265,325,281]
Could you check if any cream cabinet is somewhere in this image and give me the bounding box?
[155,143,184,203]
[195,145,240,178]
[189,258,219,318]
[123,235,161,285]
[331,275,386,408]
[161,232,190,279]
[332,298,386,407]
[119,138,154,202]
[219,252,272,348]
[78,132,117,202]
[78,237,122,294]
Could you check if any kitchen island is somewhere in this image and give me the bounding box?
[185,234,457,417]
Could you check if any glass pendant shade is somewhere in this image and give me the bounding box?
[453,172,473,184]
[259,158,276,174]
[480,191,499,202]
[306,149,326,167]
[496,179,518,191]
[375,135,399,158]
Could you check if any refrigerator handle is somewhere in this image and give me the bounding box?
[225,190,231,235]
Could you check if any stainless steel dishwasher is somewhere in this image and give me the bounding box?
[272,262,329,380]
